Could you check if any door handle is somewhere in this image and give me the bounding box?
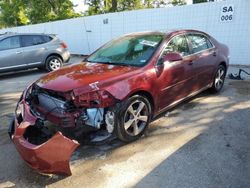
[213,51,217,57]
[188,61,193,65]
[16,51,22,54]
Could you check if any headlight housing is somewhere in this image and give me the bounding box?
[74,90,117,108]
[15,103,24,125]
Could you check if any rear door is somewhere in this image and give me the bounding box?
[20,35,47,66]
[156,34,195,111]
[186,33,217,90]
[0,36,23,70]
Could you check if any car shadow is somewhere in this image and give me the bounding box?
[0,68,46,80]
[135,107,250,188]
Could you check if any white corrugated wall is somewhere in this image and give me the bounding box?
[1,0,249,65]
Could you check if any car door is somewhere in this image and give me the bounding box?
[20,35,47,66]
[186,33,217,91]
[0,36,23,70]
[156,34,195,111]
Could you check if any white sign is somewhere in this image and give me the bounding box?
[220,4,234,22]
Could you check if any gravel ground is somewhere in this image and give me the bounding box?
[0,57,249,188]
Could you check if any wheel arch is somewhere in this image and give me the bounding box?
[45,53,63,64]
[219,61,227,70]
[128,90,155,114]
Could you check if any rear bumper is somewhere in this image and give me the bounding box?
[62,50,70,63]
[9,89,79,175]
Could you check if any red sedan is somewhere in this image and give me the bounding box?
[9,29,229,175]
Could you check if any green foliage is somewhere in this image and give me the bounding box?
[87,0,103,15]
[0,0,81,28]
[171,0,187,6]
[117,0,144,11]
[0,0,29,28]
[143,0,154,8]
[26,0,81,24]
[103,0,118,12]
[0,0,190,28]
[193,0,207,3]
[87,0,188,15]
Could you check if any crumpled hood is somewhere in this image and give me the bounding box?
[36,62,139,93]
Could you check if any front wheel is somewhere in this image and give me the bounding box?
[115,95,152,142]
[210,65,226,93]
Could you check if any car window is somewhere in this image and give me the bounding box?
[0,36,21,51]
[42,35,53,43]
[159,35,190,61]
[21,35,47,47]
[87,34,164,66]
[100,39,129,57]
[186,34,213,54]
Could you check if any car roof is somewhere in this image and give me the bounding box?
[0,32,54,39]
[124,29,209,37]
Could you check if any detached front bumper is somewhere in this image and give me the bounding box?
[9,89,80,176]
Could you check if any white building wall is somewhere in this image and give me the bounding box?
[1,0,249,65]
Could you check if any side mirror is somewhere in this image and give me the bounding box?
[163,52,183,63]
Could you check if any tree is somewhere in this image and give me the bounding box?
[193,0,207,3]
[0,0,29,28]
[87,0,145,15]
[104,0,118,12]
[26,0,80,24]
[86,0,103,15]
[117,0,144,11]
[0,0,81,28]
[170,0,186,6]
[144,0,154,8]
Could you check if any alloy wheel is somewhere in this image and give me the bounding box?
[124,100,149,136]
[215,67,225,90]
[49,58,61,71]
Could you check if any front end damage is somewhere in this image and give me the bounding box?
[9,84,118,175]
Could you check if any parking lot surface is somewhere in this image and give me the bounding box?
[0,56,250,188]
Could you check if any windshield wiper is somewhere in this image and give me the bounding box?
[85,60,134,67]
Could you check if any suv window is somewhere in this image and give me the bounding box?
[0,36,21,51]
[42,35,53,43]
[21,35,49,47]
[159,35,190,64]
[186,34,213,54]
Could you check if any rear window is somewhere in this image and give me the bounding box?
[186,34,214,54]
[20,35,52,47]
[42,35,53,43]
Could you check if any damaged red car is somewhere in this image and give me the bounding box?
[9,29,229,175]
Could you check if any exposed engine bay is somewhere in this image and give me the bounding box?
[9,83,120,175]
[23,84,117,145]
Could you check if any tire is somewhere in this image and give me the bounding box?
[115,95,152,142]
[45,55,62,72]
[210,64,226,93]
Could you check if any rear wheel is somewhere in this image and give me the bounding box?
[210,65,226,93]
[46,56,62,72]
[115,95,151,142]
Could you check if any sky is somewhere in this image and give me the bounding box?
[71,0,193,13]
[71,0,89,13]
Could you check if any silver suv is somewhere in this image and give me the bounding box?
[0,33,70,73]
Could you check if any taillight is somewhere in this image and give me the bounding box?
[60,42,68,49]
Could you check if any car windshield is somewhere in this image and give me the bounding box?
[87,34,164,66]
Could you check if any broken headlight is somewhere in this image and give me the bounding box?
[15,103,24,125]
[74,90,117,108]
[15,104,23,116]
